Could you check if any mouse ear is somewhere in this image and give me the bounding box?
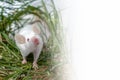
[32,25,40,34]
[15,34,26,44]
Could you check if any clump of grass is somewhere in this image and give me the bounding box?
[0,0,66,80]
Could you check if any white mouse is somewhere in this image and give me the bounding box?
[14,15,50,70]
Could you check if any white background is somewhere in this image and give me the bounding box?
[56,0,120,80]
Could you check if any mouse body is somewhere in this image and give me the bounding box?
[14,14,50,70]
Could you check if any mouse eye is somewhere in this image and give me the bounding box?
[27,38,29,41]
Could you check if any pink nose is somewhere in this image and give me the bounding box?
[32,37,39,45]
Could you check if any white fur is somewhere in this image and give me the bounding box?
[14,14,50,69]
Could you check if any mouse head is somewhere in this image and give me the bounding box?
[15,26,40,45]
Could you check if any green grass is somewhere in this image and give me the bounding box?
[0,0,66,80]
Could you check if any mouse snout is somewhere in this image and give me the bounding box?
[31,37,39,45]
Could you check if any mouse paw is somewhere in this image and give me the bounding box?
[22,59,27,64]
[33,62,38,70]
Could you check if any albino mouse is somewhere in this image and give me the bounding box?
[14,15,50,70]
